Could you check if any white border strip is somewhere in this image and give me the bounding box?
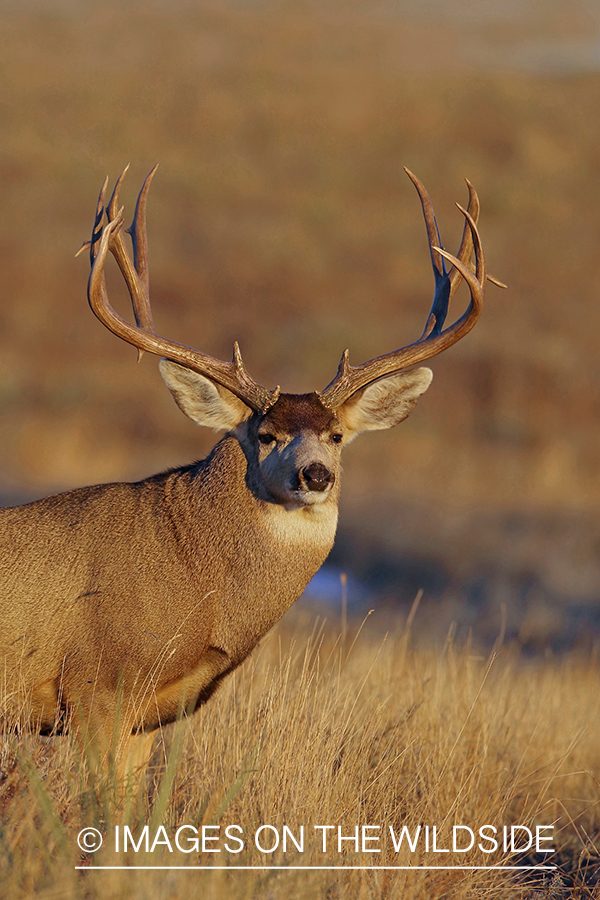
[75,864,558,871]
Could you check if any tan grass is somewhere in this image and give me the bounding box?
[1,606,599,898]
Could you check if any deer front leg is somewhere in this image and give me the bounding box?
[69,690,154,803]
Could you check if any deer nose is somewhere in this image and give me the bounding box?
[300,463,335,492]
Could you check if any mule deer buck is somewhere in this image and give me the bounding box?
[0,166,500,773]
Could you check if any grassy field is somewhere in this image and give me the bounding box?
[1,606,599,899]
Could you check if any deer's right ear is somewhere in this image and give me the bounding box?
[159,360,252,431]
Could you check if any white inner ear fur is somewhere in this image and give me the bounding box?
[337,367,433,437]
[159,359,252,431]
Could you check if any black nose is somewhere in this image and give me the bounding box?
[300,463,335,492]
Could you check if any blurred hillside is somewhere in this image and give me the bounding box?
[1,0,600,637]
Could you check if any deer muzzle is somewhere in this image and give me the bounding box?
[298,463,335,493]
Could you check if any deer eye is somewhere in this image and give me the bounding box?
[330,433,343,444]
[258,433,276,445]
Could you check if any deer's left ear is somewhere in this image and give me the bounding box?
[337,367,433,438]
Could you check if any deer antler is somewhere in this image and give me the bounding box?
[80,167,279,413]
[319,169,504,410]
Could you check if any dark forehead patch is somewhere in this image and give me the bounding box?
[262,393,339,434]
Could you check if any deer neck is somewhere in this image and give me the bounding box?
[165,435,339,576]
[163,435,339,650]
[202,434,339,552]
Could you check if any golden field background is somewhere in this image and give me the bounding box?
[2,1,600,639]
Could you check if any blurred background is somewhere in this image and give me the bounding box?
[1,0,599,649]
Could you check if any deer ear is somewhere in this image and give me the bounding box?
[337,367,433,438]
[159,359,252,431]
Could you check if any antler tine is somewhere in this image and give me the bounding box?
[85,168,277,413]
[448,178,479,299]
[105,165,156,352]
[450,179,507,292]
[455,203,485,287]
[125,163,158,316]
[319,174,491,410]
[404,167,445,284]
[75,176,108,262]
